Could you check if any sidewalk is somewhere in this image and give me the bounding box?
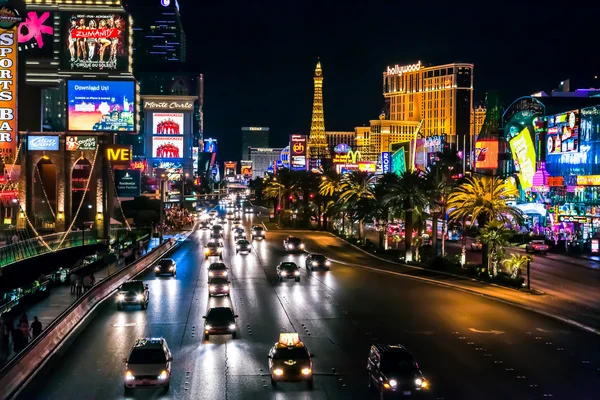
[1,232,183,366]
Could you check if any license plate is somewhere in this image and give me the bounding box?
[403,391,412,395]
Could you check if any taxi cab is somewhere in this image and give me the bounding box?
[268,333,313,389]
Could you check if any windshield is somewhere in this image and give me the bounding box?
[272,347,309,360]
[280,263,298,270]
[207,308,234,320]
[237,240,249,246]
[210,277,228,285]
[121,282,142,292]
[381,355,417,373]
[312,255,326,261]
[253,227,264,232]
[128,348,166,364]
[532,240,545,245]
[207,242,219,248]
[158,260,173,267]
[208,263,226,270]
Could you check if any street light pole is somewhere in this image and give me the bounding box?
[526,258,531,290]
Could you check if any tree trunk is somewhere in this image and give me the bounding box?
[432,214,438,256]
[359,220,364,243]
[478,216,489,270]
[404,203,413,262]
[378,223,385,249]
[341,213,345,235]
[317,201,322,229]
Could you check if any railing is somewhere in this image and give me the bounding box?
[0,231,99,269]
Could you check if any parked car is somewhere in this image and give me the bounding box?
[470,239,483,252]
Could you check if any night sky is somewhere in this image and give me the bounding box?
[180,0,599,163]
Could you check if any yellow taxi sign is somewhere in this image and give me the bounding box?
[279,333,300,346]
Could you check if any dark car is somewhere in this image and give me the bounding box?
[236,239,251,254]
[251,226,266,240]
[305,254,331,271]
[208,276,230,297]
[210,226,224,239]
[367,344,428,398]
[203,307,238,340]
[204,241,223,260]
[207,262,228,280]
[268,333,313,388]
[155,258,176,277]
[283,236,305,252]
[199,221,210,230]
[117,280,150,310]
[234,228,245,240]
[277,262,300,282]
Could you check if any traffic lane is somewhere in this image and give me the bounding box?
[269,230,600,399]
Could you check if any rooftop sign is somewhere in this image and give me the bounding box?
[386,61,421,76]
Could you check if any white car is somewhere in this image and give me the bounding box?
[124,337,173,394]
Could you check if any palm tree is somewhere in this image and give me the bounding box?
[319,172,342,230]
[477,220,511,276]
[338,171,376,240]
[502,253,532,280]
[384,170,430,262]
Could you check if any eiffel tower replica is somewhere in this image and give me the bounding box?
[307,60,330,169]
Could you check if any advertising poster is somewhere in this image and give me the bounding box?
[509,129,536,191]
[66,136,97,151]
[192,146,199,171]
[546,110,579,155]
[289,134,307,171]
[381,152,391,174]
[474,140,499,169]
[61,13,128,72]
[224,161,237,176]
[153,113,184,134]
[153,136,184,159]
[240,160,252,177]
[68,80,135,132]
[203,138,217,153]
[28,136,59,151]
[18,11,54,57]
[0,18,18,165]
[358,161,376,173]
[115,169,141,198]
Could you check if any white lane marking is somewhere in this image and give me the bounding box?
[469,328,505,335]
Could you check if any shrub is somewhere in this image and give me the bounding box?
[493,272,525,289]
[427,256,460,272]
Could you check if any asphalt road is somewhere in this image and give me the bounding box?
[19,211,600,400]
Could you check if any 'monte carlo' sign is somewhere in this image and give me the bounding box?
[143,101,194,111]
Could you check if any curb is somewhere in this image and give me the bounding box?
[307,232,600,337]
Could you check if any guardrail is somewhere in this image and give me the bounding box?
[0,236,180,399]
[0,231,99,269]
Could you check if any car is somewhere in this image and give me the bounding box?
[421,234,432,247]
[209,209,218,217]
[367,344,428,398]
[207,262,228,280]
[305,254,331,271]
[283,236,305,252]
[204,241,223,260]
[234,228,246,240]
[226,211,234,220]
[251,225,266,240]
[123,337,173,394]
[231,219,242,230]
[116,280,150,310]
[208,276,230,297]
[155,258,176,277]
[216,216,227,224]
[268,333,313,388]
[236,239,251,254]
[199,221,210,230]
[203,307,238,340]
[210,226,224,239]
[245,207,254,214]
[525,240,549,254]
[471,239,483,252]
[277,262,300,282]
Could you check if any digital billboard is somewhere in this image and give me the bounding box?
[381,152,390,173]
[546,110,579,154]
[474,140,499,169]
[509,128,536,191]
[153,136,183,159]
[67,80,135,132]
[28,136,59,151]
[115,169,141,197]
[241,160,252,177]
[61,13,128,72]
[18,11,53,58]
[289,134,307,171]
[0,21,18,164]
[153,113,183,134]
[224,161,237,176]
[66,136,97,151]
[204,138,217,153]
[358,161,376,173]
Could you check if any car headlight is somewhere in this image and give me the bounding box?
[229,324,236,330]
[205,249,209,254]
[209,272,214,277]
[236,246,240,249]
[273,368,284,376]
[390,379,398,387]
[125,370,134,380]
[205,324,212,330]
[117,294,125,301]
[158,370,169,380]
[299,244,305,249]
[223,271,228,276]
[325,261,331,266]
[415,378,422,386]
[217,248,222,253]
[312,262,317,266]
[294,271,300,276]
[225,285,230,291]
[301,368,312,375]
[136,294,144,301]
[421,380,428,388]
[155,267,160,271]
[209,286,215,291]
[169,267,174,271]
[280,271,287,276]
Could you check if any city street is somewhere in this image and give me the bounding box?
[19,213,600,400]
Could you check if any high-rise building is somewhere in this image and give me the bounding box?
[248,147,284,180]
[307,60,330,167]
[471,105,486,137]
[325,131,356,152]
[122,0,186,71]
[241,127,270,160]
[383,61,474,152]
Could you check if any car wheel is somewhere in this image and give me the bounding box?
[380,387,386,400]
[163,383,170,392]
[307,378,313,389]
[156,273,160,277]
[117,304,122,311]
[204,333,209,340]
[205,256,208,260]
[279,277,283,282]
[295,277,300,282]
[311,267,315,271]
[219,255,223,260]
[124,386,132,395]
[232,331,237,339]
[271,377,276,387]
[367,373,374,391]
[236,251,238,254]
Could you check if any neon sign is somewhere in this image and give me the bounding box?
[386,61,421,76]
[509,129,536,191]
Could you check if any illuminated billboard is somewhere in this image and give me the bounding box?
[153,113,183,134]
[66,136,97,151]
[224,161,237,176]
[204,138,217,153]
[0,21,18,164]
[474,140,499,169]
[18,11,54,58]
[381,152,390,173]
[152,136,183,159]
[509,128,536,191]
[28,136,59,151]
[546,110,579,154]
[358,161,376,173]
[289,134,307,171]
[67,80,135,132]
[241,160,252,177]
[115,169,141,197]
[61,13,129,72]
